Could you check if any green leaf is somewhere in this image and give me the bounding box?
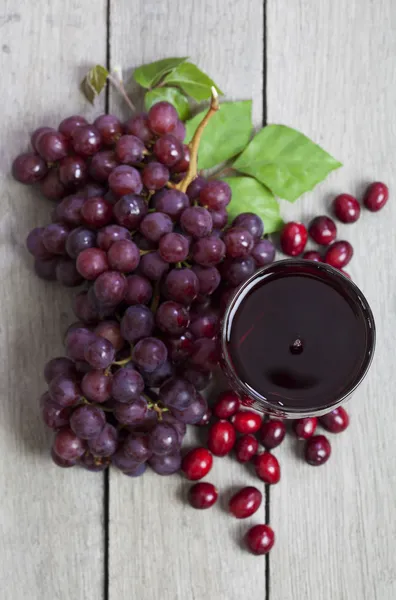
[80,65,109,104]
[162,62,223,101]
[233,125,342,202]
[133,57,188,89]
[185,101,252,170]
[223,177,284,234]
[144,88,190,121]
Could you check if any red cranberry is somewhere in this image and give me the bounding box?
[303,250,322,262]
[258,419,286,449]
[280,222,307,256]
[319,407,349,433]
[181,447,213,480]
[229,486,262,519]
[196,408,212,427]
[230,410,262,434]
[254,452,280,484]
[305,435,331,466]
[213,390,240,419]
[207,420,236,456]
[188,482,218,509]
[333,194,361,223]
[234,434,259,463]
[363,182,389,212]
[245,524,275,555]
[292,417,317,439]
[324,240,353,269]
[308,216,337,245]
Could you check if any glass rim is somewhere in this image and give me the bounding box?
[220,259,376,418]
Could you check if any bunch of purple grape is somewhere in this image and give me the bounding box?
[12,100,276,476]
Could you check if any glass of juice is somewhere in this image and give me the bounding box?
[220,260,375,418]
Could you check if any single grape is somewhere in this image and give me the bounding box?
[232,213,264,240]
[163,268,199,305]
[159,377,196,410]
[31,126,55,150]
[56,258,84,287]
[26,227,52,260]
[172,120,186,141]
[42,223,70,255]
[81,196,113,228]
[94,271,127,306]
[149,423,179,455]
[123,432,152,462]
[88,423,118,457]
[199,180,231,210]
[112,449,143,472]
[81,370,111,403]
[123,462,147,477]
[142,162,169,190]
[109,165,143,196]
[82,182,107,198]
[124,113,153,143]
[210,208,228,229]
[189,338,219,372]
[53,427,86,461]
[171,144,190,173]
[65,326,96,361]
[34,258,58,281]
[44,356,76,384]
[94,114,123,145]
[120,304,154,343]
[66,227,96,259]
[51,449,77,468]
[165,332,195,365]
[76,248,109,280]
[113,396,148,426]
[113,193,148,228]
[186,176,207,201]
[108,239,140,273]
[97,224,130,251]
[189,310,219,339]
[55,194,85,226]
[158,232,189,263]
[70,405,106,440]
[40,392,71,429]
[170,392,208,424]
[139,251,169,281]
[36,131,68,161]
[72,125,102,157]
[124,274,153,305]
[58,115,88,138]
[224,227,254,258]
[40,169,67,200]
[95,320,124,351]
[192,235,226,267]
[156,301,190,335]
[180,206,213,238]
[148,451,181,475]
[115,134,146,165]
[49,375,82,408]
[191,265,221,295]
[132,337,168,373]
[139,212,173,243]
[153,189,189,221]
[251,239,276,266]
[111,365,145,403]
[221,256,255,286]
[89,150,118,183]
[84,336,115,369]
[141,360,174,388]
[12,153,48,184]
[153,134,183,167]
[58,155,87,187]
[73,290,99,324]
[148,101,178,135]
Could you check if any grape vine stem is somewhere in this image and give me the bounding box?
[107,73,136,113]
[176,87,220,193]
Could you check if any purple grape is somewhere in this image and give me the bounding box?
[189,310,219,339]
[40,169,67,200]
[97,224,130,251]
[251,239,276,266]
[73,291,100,324]
[210,208,228,229]
[139,212,173,243]
[221,255,255,286]
[58,115,88,138]
[82,181,107,198]
[139,251,169,281]
[159,377,196,410]
[132,337,168,373]
[120,304,154,343]
[141,360,174,388]
[173,120,186,142]
[113,397,148,426]
[115,135,146,165]
[153,189,189,221]
[156,301,190,335]
[40,392,71,429]
[191,265,221,295]
[34,257,58,280]
[42,223,70,255]
[186,176,207,201]
[148,101,178,135]
[95,320,124,351]
[163,268,199,305]
[88,423,118,457]
[94,271,127,306]
[113,194,148,228]
[84,336,115,369]
[31,126,55,150]
[112,449,142,472]
[159,232,189,263]
[111,366,145,403]
[70,405,106,439]
[44,357,76,384]
[123,433,152,462]
[170,392,208,424]
[124,113,153,144]
[124,274,153,305]
[49,376,82,408]
[153,134,183,167]
[72,125,102,157]
[58,155,87,187]
[36,131,68,161]
[183,367,212,391]
[180,206,213,238]
[224,227,254,258]
[53,428,86,461]
[192,235,226,267]
[133,231,157,251]
[94,114,123,145]
[161,412,187,444]
[51,448,77,468]
[26,227,52,260]
[148,451,181,475]
[55,195,85,226]
[81,370,112,403]
[12,153,48,184]
[232,212,264,240]
[123,462,147,477]
[89,150,118,182]
[199,180,231,210]
[142,162,169,190]
[107,239,140,272]
[189,338,219,372]
[66,227,97,259]
[149,423,179,455]
[55,258,84,287]
[109,165,143,196]
[166,332,195,365]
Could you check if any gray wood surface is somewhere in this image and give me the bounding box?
[0,1,395,599]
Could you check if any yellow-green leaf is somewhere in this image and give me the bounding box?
[133,57,188,89]
[163,63,223,101]
[80,65,109,104]
[145,88,190,121]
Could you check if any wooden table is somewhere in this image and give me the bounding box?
[1,1,395,598]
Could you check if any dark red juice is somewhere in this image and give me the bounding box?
[222,260,375,417]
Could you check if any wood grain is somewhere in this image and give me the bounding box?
[267,2,396,599]
[108,2,266,599]
[0,2,106,599]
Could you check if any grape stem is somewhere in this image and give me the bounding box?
[112,356,132,367]
[107,72,136,113]
[176,87,220,193]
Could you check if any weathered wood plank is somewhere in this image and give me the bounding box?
[108,2,265,599]
[267,1,396,599]
[0,2,107,599]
